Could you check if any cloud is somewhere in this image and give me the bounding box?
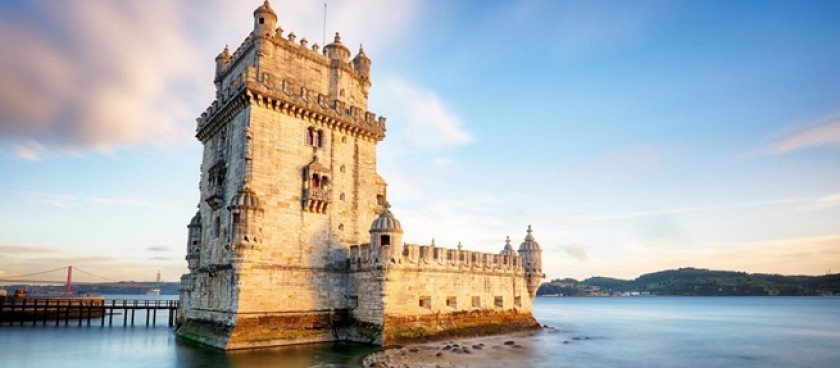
[559,245,588,261]
[146,246,171,252]
[18,191,176,210]
[378,76,474,150]
[809,193,840,210]
[0,245,62,254]
[768,121,840,155]
[587,197,811,221]
[86,195,177,210]
[0,0,424,159]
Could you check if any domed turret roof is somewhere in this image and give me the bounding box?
[500,236,516,256]
[188,211,201,228]
[370,201,402,233]
[253,0,277,18]
[518,225,541,251]
[229,186,261,210]
[353,45,370,62]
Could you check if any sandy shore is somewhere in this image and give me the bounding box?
[362,326,566,368]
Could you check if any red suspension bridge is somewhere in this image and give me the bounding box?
[0,266,160,294]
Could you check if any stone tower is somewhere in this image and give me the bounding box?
[518,225,545,298]
[177,0,388,349]
[178,1,544,350]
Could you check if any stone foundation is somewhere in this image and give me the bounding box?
[382,309,541,345]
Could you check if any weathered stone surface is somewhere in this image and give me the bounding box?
[176,1,544,350]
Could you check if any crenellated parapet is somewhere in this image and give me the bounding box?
[195,65,386,142]
[348,242,526,276]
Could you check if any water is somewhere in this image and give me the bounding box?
[1,296,838,367]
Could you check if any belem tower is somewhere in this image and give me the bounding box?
[176,1,545,350]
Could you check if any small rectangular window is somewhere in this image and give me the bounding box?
[232,213,240,224]
[446,296,457,309]
[472,296,481,308]
[514,296,522,307]
[494,296,503,309]
[419,296,431,309]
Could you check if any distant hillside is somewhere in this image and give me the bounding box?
[538,268,840,296]
[2,282,180,296]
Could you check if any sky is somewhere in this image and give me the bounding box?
[1,0,839,283]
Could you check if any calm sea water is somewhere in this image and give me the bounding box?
[1,296,838,367]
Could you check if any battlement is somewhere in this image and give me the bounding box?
[195,64,386,142]
[218,28,368,84]
[348,242,525,275]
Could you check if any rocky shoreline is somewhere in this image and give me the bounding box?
[362,326,567,368]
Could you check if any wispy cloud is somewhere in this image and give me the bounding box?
[808,193,840,210]
[0,245,62,254]
[587,197,811,221]
[378,76,474,150]
[19,191,176,210]
[765,114,840,155]
[559,245,588,261]
[146,246,171,252]
[0,0,424,160]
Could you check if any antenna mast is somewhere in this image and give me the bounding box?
[322,2,327,47]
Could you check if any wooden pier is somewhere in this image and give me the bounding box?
[0,297,179,327]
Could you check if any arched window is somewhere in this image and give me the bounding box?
[340,165,345,173]
[305,127,315,146]
[214,217,221,238]
[316,130,324,148]
[321,176,330,188]
[311,174,320,189]
[340,193,345,201]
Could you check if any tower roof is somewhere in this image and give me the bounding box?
[518,225,541,251]
[370,201,403,233]
[353,44,370,62]
[500,236,516,256]
[188,211,201,228]
[229,185,262,210]
[253,0,277,18]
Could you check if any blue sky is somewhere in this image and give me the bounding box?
[1,0,838,282]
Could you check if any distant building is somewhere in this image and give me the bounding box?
[176,1,544,350]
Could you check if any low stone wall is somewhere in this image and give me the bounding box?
[382,309,540,345]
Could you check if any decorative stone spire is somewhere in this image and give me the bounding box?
[324,32,351,60]
[519,225,540,251]
[500,236,516,256]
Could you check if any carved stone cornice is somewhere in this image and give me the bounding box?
[196,69,386,142]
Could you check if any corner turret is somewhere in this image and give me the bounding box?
[500,236,516,256]
[228,183,264,259]
[518,225,544,299]
[353,45,372,96]
[214,45,231,94]
[253,0,277,36]
[253,1,277,57]
[186,211,201,271]
[324,32,351,61]
[370,201,403,261]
